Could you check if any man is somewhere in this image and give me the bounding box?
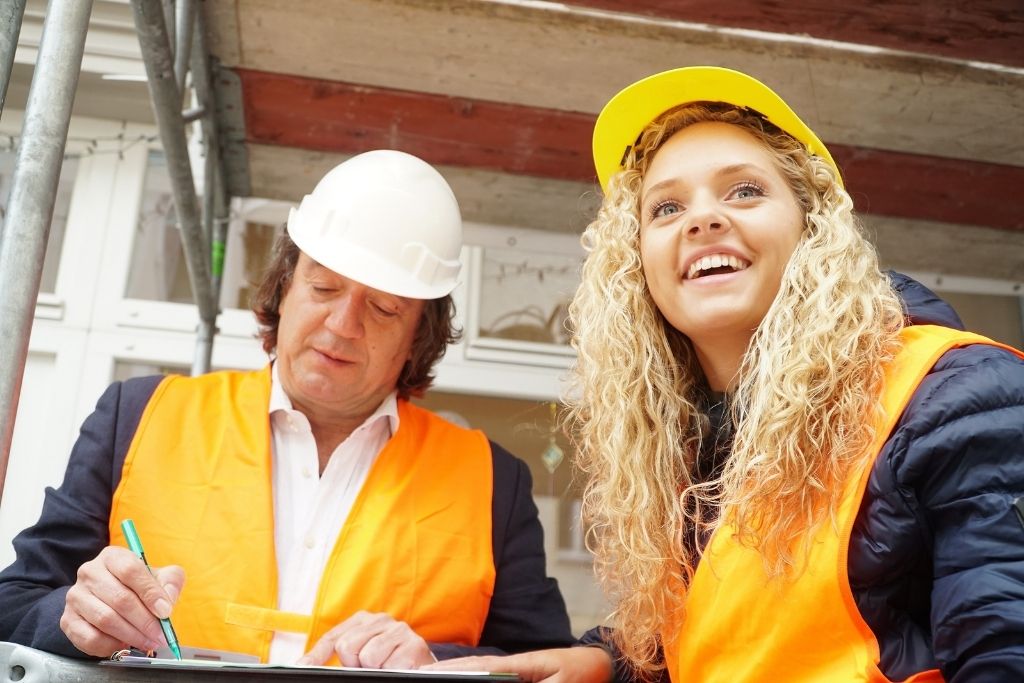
[0,150,572,668]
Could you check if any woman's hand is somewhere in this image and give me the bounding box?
[422,646,613,682]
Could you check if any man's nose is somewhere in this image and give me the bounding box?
[324,293,366,339]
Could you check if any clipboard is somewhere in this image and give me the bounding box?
[100,647,520,680]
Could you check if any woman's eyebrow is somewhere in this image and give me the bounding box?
[642,162,770,201]
[715,162,768,178]
[641,177,680,203]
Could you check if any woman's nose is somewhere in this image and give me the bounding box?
[685,196,730,237]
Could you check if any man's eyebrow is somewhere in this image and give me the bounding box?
[304,260,344,280]
[308,259,332,274]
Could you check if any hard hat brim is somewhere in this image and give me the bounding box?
[290,228,459,300]
[592,66,841,191]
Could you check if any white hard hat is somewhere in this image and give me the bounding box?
[287,150,463,299]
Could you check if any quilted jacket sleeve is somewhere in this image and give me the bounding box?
[886,343,1024,681]
[577,626,668,683]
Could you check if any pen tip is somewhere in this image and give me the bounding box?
[171,643,182,661]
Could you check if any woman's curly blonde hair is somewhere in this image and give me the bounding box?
[568,103,905,676]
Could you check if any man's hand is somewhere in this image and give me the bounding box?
[60,545,185,657]
[298,611,434,668]
[422,647,614,682]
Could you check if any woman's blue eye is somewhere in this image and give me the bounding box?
[733,183,764,199]
[653,202,680,218]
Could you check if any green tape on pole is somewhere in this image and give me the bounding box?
[212,240,225,277]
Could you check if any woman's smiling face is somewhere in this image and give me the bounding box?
[639,121,805,355]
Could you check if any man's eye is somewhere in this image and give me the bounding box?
[372,303,398,317]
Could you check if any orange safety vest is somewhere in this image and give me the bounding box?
[108,367,496,662]
[666,325,1024,683]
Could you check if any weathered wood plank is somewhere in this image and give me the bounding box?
[249,144,1024,281]
[238,68,594,181]
[239,70,1024,231]
[565,1,1024,67]
[832,146,1024,231]
[867,215,1024,282]
[246,143,603,234]
[203,0,1024,166]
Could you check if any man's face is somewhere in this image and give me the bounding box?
[275,252,425,424]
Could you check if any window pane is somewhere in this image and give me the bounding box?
[229,221,282,310]
[0,149,79,294]
[941,291,1023,348]
[125,151,283,311]
[476,246,579,346]
[413,390,607,635]
[125,151,191,303]
[112,361,189,382]
[413,391,578,535]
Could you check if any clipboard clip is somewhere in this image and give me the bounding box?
[110,647,155,661]
[112,644,260,663]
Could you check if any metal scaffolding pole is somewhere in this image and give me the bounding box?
[0,0,28,114]
[0,0,94,497]
[160,0,174,54]
[189,5,229,304]
[130,0,218,376]
[173,0,195,96]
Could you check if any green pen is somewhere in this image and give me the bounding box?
[120,519,182,660]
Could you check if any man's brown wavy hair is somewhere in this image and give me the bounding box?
[252,232,460,399]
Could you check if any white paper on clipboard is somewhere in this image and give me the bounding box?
[103,647,519,680]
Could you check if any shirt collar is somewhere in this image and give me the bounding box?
[269,361,400,434]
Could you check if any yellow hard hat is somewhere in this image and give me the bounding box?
[592,66,842,191]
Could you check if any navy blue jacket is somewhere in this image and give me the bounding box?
[582,273,1024,682]
[0,378,573,659]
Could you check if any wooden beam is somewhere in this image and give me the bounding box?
[238,69,1024,231]
[563,1,1024,68]
[832,145,1024,231]
[238,68,595,181]
[248,143,1024,282]
[204,0,1024,167]
[246,144,603,235]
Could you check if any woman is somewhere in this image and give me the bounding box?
[428,67,1024,682]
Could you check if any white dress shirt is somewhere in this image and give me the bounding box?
[266,362,398,664]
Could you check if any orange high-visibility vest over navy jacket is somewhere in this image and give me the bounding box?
[0,363,571,661]
[106,367,498,660]
[665,326,1024,682]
